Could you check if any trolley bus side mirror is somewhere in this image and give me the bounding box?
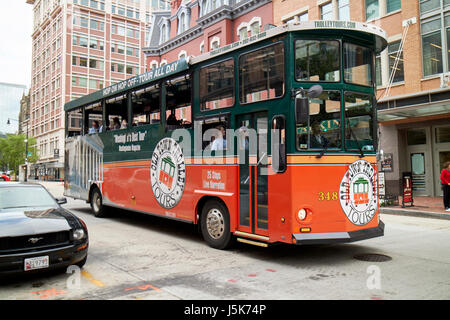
[294,85,322,125]
[295,97,309,125]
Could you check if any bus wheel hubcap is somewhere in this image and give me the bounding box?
[206,208,225,239]
[93,194,101,211]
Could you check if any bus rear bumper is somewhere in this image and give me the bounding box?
[292,221,384,245]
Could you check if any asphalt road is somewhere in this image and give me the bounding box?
[1,182,449,300]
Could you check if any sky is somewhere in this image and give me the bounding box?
[0,0,33,88]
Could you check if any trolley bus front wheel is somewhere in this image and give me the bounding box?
[200,199,233,250]
[90,188,107,218]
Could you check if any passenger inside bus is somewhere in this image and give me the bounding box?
[309,121,329,148]
[296,91,341,151]
[111,117,121,130]
[165,74,192,130]
[89,120,100,134]
[210,125,226,151]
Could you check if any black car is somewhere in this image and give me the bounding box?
[0,183,88,277]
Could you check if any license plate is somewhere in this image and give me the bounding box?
[24,256,49,271]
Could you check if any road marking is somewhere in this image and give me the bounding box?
[81,270,105,287]
[124,283,161,293]
[31,288,66,299]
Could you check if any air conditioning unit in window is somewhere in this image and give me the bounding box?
[440,72,450,88]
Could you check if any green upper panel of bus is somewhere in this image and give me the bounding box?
[64,58,190,112]
[64,20,387,113]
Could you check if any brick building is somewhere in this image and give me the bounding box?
[26,0,161,180]
[272,0,450,197]
[143,0,273,67]
[143,0,273,122]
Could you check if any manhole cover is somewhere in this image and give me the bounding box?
[354,253,392,262]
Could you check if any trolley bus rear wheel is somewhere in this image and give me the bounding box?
[200,200,233,250]
[90,188,107,218]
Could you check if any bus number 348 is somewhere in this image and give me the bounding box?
[318,192,338,201]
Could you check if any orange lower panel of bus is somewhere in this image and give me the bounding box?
[100,157,382,246]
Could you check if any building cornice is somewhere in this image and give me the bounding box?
[144,24,203,56]
[144,0,271,57]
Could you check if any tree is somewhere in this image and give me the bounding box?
[0,134,39,175]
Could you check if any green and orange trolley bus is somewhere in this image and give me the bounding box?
[64,21,387,249]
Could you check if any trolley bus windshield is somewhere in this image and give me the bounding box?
[295,40,376,153]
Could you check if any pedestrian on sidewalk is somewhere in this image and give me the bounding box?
[441,161,450,212]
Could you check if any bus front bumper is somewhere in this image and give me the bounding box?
[292,221,384,245]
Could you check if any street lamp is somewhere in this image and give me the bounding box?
[6,117,29,182]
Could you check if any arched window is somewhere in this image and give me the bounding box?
[201,0,208,16]
[238,26,248,40]
[179,12,185,34]
[161,24,166,43]
[210,37,220,50]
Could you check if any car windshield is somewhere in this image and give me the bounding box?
[0,186,57,209]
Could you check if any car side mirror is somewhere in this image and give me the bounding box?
[56,197,67,205]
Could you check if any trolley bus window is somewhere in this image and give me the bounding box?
[200,58,235,111]
[67,108,83,137]
[344,43,373,86]
[85,102,103,134]
[239,43,285,104]
[344,92,374,152]
[295,40,340,82]
[105,94,127,130]
[296,91,341,151]
[196,114,230,151]
[165,74,192,130]
[131,85,160,126]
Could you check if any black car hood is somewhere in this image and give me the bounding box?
[0,207,80,237]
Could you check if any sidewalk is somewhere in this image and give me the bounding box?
[380,196,450,220]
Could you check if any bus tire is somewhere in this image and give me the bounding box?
[200,200,233,250]
[90,188,107,218]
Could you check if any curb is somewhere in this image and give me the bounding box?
[380,207,450,220]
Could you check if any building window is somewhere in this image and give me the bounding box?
[387,0,401,14]
[366,0,379,20]
[160,20,170,44]
[420,0,440,14]
[200,41,205,53]
[388,41,404,83]
[338,0,350,20]
[375,53,382,87]
[179,13,186,34]
[211,39,220,50]
[238,26,248,40]
[421,17,443,77]
[321,2,333,20]
[250,22,260,36]
[366,0,401,21]
[285,11,308,23]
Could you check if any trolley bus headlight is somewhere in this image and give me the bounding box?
[298,209,307,221]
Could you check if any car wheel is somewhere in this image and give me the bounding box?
[0,177,4,181]
[90,188,107,218]
[200,199,234,250]
[76,255,87,268]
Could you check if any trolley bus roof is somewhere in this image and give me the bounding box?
[64,20,387,112]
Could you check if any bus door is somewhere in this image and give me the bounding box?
[237,112,269,236]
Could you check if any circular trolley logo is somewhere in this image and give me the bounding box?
[150,138,186,209]
[339,160,377,226]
